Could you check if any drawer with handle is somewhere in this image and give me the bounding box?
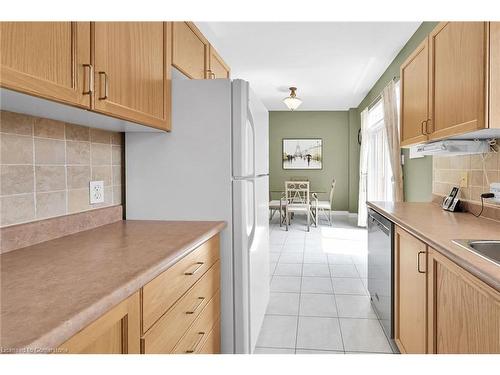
[141,261,220,353]
[171,289,220,354]
[142,235,220,333]
[198,318,221,354]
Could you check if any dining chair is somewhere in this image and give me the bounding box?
[284,181,312,231]
[311,178,336,226]
[269,192,286,226]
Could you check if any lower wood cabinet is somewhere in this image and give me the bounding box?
[142,235,220,333]
[57,234,221,354]
[199,318,221,354]
[394,225,500,354]
[141,261,220,353]
[170,290,221,354]
[394,226,428,354]
[58,292,140,354]
[427,249,500,354]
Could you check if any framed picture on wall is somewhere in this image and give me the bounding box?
[282,138,323,170]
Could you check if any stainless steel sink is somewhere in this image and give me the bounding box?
[453,240,500,265]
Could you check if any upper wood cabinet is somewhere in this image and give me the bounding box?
[208,45,230,79]
[394,226,428,354]
[172,22,209,79]
[58,292,140,354]
[400,22,499,146]
[400,38,430,146]
[427,248,500,354]
[428,22,488,140]
[93,22,171,131]
[0,22,91,108]
[172,22,231,80]
[1,21,230,131]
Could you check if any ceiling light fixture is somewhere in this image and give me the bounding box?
[283,87,302,111]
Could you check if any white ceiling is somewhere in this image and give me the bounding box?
[196,22,421,111]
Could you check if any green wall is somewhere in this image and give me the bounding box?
[269,22,439,211]
[348,108,360,212]
[269,111,351,211]
[356,21,439,202]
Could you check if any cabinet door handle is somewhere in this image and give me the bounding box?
[206,69,216,79]
[425,118,432,135]
[421,120,428,135]
[185,332,205,353]
[98,71,109,100]
[417,251,426,273]
[82,64,94,95]
[184,262,204,276]
[186,297,205,314]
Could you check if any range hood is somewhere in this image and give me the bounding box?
[413,140,491,156]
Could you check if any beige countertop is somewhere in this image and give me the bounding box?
[367,201,500,292]
[0,220,226,352]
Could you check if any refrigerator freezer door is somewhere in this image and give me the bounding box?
[249,87,269,176]
[232,175,270,353]
[232,79,254,178]
[232,80,269,178]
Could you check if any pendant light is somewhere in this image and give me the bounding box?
[283,87,302,111]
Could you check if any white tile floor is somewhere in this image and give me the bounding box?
[255,212,395,354]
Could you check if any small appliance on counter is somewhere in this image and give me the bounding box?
[441,186,461,212]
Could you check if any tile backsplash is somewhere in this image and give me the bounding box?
[0,110,124,227]
[432,143,500,204]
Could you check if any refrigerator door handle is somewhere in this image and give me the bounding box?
[247,179,256,253]
[247,108,256,178]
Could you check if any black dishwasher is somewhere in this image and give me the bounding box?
[367,208,394,343]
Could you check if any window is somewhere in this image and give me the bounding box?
[366,81,400,202]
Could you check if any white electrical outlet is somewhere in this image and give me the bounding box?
[89,181,104,204]
[490,182,500,203]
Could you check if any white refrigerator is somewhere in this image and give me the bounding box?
[125,77,270,354]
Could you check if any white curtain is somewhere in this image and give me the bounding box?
[382,81,404,202]
[357,108,369,227]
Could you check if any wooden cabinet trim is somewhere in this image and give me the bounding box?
[489,22,500,129]
[164,22,172,131]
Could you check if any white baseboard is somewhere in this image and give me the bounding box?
[331,210,349,216]
[330,211,358,218]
